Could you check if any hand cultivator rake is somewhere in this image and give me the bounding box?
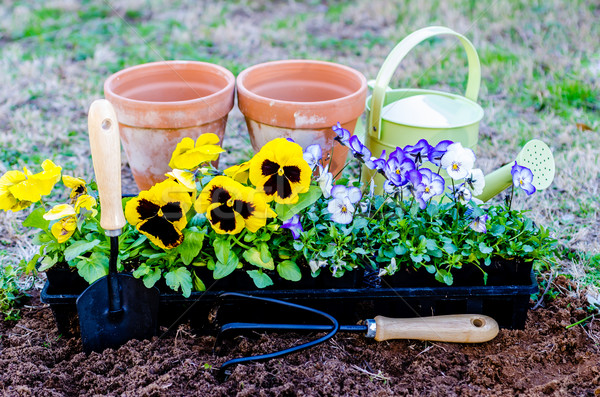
[213,292,499,381]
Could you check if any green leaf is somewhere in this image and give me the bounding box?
[165,267,193,297]
[214,252,239,279]
[442,241,457,254]
[193,273,206,291]
[142,268,161,288]
[32,232,53,245]
[275,185,322,221]
[38,255,58,272]
[353,247,368,255]
[353,217,368,230]
[292,240,304,251]
[490,224,506,236]
[178,227,205,265]
[259,243,271,264]
[242,247,275,270]
[522,245,534,253]
[76,253,109,283]
[25,254,41,274]
[64,239,101,262]
[394,245,407,256]
[213,236,230,265]
[478,242,493,255]
[23,207,49,230]
[132,263,150,278]
[277,260,302,281]
[320,244,336,258]
[246,270,274,288]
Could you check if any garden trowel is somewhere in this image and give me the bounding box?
[475,139,555,202]
[76,99,159,353]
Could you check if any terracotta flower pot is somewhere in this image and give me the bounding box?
[104,61,235,190]
[236,60,367,175]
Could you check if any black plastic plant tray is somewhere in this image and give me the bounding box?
[40,271,538,337]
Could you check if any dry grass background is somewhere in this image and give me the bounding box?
[0,0,599,295]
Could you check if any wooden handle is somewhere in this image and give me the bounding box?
[88,99,126,233]
[374,314,499,343]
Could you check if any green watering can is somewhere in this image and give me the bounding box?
[363,26,484,193]
[476,139,555,202]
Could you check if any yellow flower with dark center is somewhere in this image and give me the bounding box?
[224,161,250,184]
[43,204,78,243]
[51,216,77,244]
[195,176,276,234]
[168,133,225,170]
[125,179,192,249]
[249,139,311,204]
[62,175,87,201]
[0,160,62,211]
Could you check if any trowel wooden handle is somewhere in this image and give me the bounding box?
[88,99,126,233]
[374,314,499,343]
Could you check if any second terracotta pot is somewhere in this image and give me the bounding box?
[236,60,367,175]
[104,61,235,190]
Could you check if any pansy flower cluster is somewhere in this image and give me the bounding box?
[284,123,549,282]
[2,124,553,294]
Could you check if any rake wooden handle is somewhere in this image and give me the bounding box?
[88,99,126,234]
[374,314,499,343]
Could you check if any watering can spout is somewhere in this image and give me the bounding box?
[475,139,555,202]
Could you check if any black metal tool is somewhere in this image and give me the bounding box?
[76,99,159,353]
[214,292,499,381]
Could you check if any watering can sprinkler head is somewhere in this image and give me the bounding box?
[475,139,555,202]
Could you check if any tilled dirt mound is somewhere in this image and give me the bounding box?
[1,276,599,396]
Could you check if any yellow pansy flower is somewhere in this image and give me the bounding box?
[195,176,276,235]
[74,194,98,217]
[0,170,31,211]
[62,175,87,200]
[125,179,193,249]
[224,161,250,184]
[51,216,77,244]
[9,160,62,202]
[249,138,311,204]
[0,160,61,212]
[168,133,225,170]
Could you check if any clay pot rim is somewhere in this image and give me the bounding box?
[236,59,367,107]
[104,60,236,108]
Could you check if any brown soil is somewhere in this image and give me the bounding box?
[1,276,599,396]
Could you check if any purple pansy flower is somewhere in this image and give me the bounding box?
[453,184,473,202]
[281,214,304,239]
[415,168,445,202]
[348,135,371,158]
[317,164,333,198]
[511,161,536,195]
[303,144,322,170]
[327,185,362,224]
[333,122,351,146]
[404,139,433,164]
[428,140,453,166]
[384,149,416,186]
[364,150,387,171]
[469,214,489,233]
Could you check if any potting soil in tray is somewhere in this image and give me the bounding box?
[40,268,538,337]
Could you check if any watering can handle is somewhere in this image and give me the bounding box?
[368,26,481,139]
[88,99,126,234]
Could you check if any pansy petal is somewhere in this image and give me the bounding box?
[138,217,184,249]
[195,133,221,146]
[51,216,77,243]
[44,204,76,221]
